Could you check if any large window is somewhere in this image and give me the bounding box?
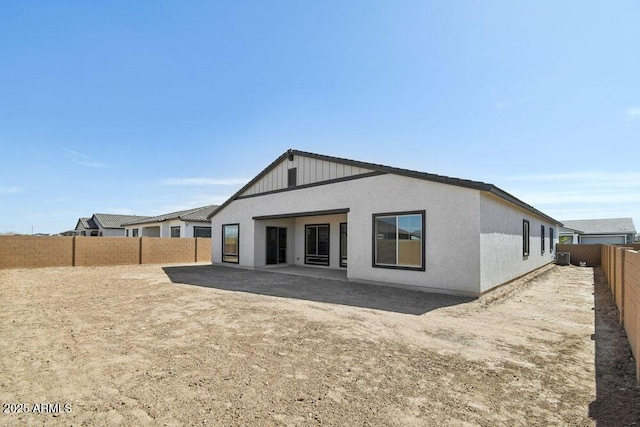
[541,225,545,254]
[132,228,139,237]
[523,220,530,257]
[193,226,212,238]
[373,211,425,270]
[222,224,239,263]
[171,226,181,238]
[549,228,554,253]
[305,224,329,266]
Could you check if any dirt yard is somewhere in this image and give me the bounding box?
[0,263,637,426]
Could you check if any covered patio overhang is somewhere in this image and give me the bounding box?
[252,208,350,270]
[252,207,350,221]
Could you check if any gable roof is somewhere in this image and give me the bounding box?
[561,218,636,235]
[76,217,97,230]
[123,205,218,226]
[209,149,561,225]
[93,213,151,229]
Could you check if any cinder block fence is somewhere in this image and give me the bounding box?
[0,236,211,269]
[600,244,640,383]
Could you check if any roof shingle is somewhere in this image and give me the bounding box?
[561,218,636,235]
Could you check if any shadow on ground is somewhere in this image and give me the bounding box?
[588,267,640,425]
[162,264,472,315]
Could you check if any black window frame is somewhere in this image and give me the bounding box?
[372,210,425,271]
[193,226,212,238]
[541,225,545,254]
[132,228,139,237]
[222,223,240,264]
[549,228,554,253]
[305,224,330,266]
[523,220,530,257]
[339,222,347,268]
[171,226,181,238]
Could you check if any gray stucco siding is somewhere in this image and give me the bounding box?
[212,173,483,295]
[479,193,557,292]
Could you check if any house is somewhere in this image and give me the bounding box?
[123,205,218,238]
[74,214,151,237]
[559,218,637,244]
[209,149,561,297]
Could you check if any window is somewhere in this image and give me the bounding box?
[81,231,86,236]
[288,168,297,188]
[305,224,329,266]
[340,222,347,268]
[171,226,181,238]
[541,225,545,254]
[373,211,425,270]
[549,228,554,253]
[132,228,139,237]
[125,229,129,237]
[523,220,530,257]
[222,224,239,263]
[193,226,212,238]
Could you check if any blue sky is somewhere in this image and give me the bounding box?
[1,1,638,234]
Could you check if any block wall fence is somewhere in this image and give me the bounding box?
[601,244,640,383]
[0,236,211,269]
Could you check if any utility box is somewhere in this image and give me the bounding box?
[556,252,570,266]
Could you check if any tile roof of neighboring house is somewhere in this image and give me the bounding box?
[93,214,152,229]
[561,218,637,235]
[123,205,218,226]
[78,217,97,230]
[559,226,584,234]
[209,148,561,225]
[180,205,218,222]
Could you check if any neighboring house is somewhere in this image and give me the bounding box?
[559,218,637,244]
[74,214,151,237]
[558,226,582,244]
[123,205,218,238]
[209,149,561,297]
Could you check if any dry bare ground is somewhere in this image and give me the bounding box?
[0,263,637,426]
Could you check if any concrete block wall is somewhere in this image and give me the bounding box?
[196,238,211,263]
[0,236,73,268]
[75,236,141,266]
[601,245,640,382]
[140,237,197,264]
[0,236,212,269]
[555,244,602,266]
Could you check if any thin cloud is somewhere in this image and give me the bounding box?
[0,186,23,194]
[494,97,532,111]
[160,177,248,186]
[518,190,640,205]
[63,147,107,168]
[494,170,640,228]
[625,107,640,121]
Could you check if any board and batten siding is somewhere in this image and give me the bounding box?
[240,155,374,197]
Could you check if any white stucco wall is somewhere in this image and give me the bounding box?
[212,173,483,295]
[124,221,211,238]
[100,228,126,237]
[479,193,558,293]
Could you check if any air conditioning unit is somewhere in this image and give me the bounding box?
[556,252,570,266]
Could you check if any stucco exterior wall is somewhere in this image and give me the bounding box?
[212,173,483,295]
[98,228,125,237]
[124,221,211,238]
[479,193,558,293]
